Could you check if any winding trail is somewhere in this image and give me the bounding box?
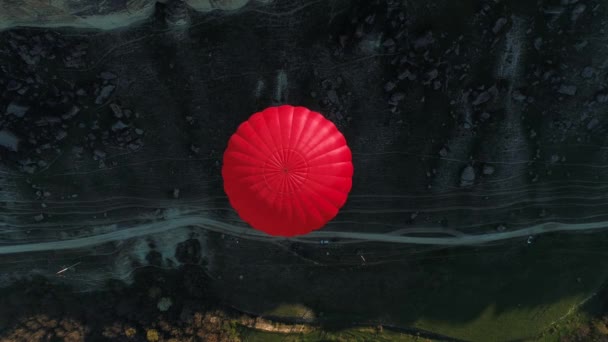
[0,213,605,254]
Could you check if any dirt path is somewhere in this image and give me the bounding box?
[0,211,606,255]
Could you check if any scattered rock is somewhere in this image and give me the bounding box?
[63,47,87,68]
[5,101,29,117]
[128,141,142,151]
[398,69,415,81]
[17,86,28,95]
[157,297,172,312]
[6,80,21,91]
[389,92,405,104]
[460,165,476,187]
[95,85,116,104]
[110,103,123,118]
[111,120,129,131]
[382,38,395,47]
[72,146,84,155]
[61,105,80,120]
[596,93,608,103]
[512,90,526,102]
[557,84,577,96]
[581,66,594,78]
[94,149,106,159]
[534,37,543,51]
[482,164,495,175]
[55,130,67,141]
[426,69,439,81]
[472,91,492,106]
[327,89,339,104]
[100,71,117,80]
[0,130,19,151]
[587,118,599,130]
[571,3,586,21]
[165,0,190,26]
[413,31,434,50]
[35,116,61,127]
[492,18,508,34]
[574,40,588,51]
[23,164,36,174]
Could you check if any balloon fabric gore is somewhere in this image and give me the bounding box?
[222,105,353,237]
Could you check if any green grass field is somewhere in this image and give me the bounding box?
[217,231,608,342]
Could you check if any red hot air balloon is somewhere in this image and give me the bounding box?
[222,105,353,237]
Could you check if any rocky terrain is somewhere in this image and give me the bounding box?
[2,0,608,341]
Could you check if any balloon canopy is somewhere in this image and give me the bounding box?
[222,105,353,237]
